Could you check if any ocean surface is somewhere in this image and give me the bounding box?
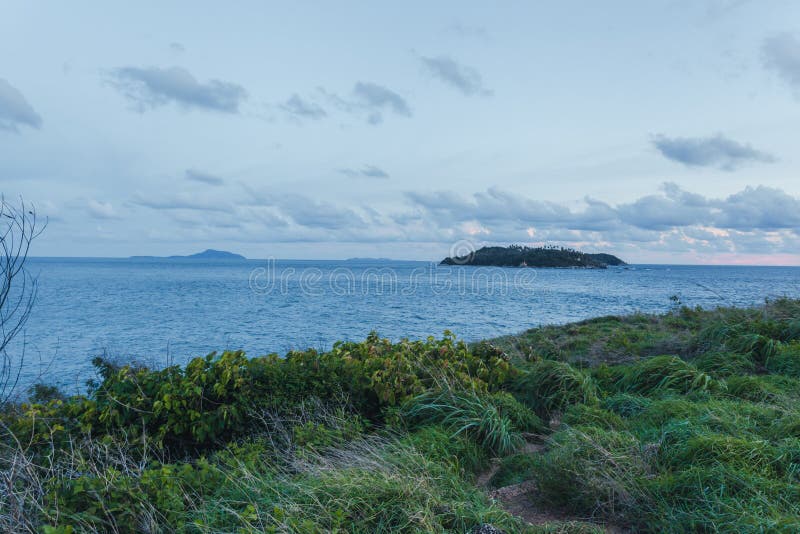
[9,258,800,392]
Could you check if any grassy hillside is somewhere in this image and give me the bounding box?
[1,298,799,532]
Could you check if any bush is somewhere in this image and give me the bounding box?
[725,375,785,403]
[693,351,755,378]
[602,393,652,418]
[644,465,800,533]
[489,453,538,488]
[401,425,489,476]
[659,432,777,472]
[766,341,800,377]
[562,405,626,430]
[510,360,598,417]
[532,426,649,521]
[616,356,721,396]
[401,389,527,456]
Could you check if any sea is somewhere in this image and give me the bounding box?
[9,258,800,393]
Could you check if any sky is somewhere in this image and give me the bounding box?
[2,1,800,264]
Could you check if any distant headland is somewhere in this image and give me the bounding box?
[130,249,247,260]
[440,245,626,269]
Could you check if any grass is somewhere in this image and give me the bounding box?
[401,388,534,456]
[2,297,800,532]
[509,360,599,417]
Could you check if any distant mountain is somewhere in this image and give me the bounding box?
[440,245,626,269]
[343,257,394,262]
[130,249,247,260]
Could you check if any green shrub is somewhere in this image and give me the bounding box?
[725,375,785,403]
[693,351,755,378]
[489,453,538,488]
[510,360,598,417]
[644,465,800,533]
[532,426,649,521]
[488,391,545,433]
[401,425,489,475]
[616,356,721,396]
[659,432,776,472]
[602,393,652,418]
[92,351,257,449]
[634,398,706,430]
[768,415,800,440]
[766,341,800,377]
[401,389,526,456]
[562,405,625,430]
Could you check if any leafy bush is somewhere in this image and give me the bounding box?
[510,360,598,417]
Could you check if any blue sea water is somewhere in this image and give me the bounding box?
[10,258,800,392]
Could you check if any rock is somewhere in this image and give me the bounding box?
[471,524,505,534]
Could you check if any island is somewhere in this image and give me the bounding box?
[130,249,247,260]
[440,245,626,268]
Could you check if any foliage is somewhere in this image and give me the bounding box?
[441,244,625,268]
[3,299,800,532]
[509,360,598,417]
[692,351,755,378]
[532,426,650,522]
[489,453,538,488]
[401,388,530,456]
[614,356,721,395]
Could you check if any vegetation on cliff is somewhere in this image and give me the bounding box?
[441,245,626,268]
[2,298,800,532]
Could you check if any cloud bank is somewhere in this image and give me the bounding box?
[127,182,800,261]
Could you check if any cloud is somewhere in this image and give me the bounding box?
[132,193,230,212]
[351,82,411,124]
[109,66,246,113]
[338,165,389,179]
[0,78,42,132]
[185,168,224,186]
[762,32,800,95]
[448,23,489,41]
[405,183,800,236]
[244,190,366,230]
[714,186,800,230]
[280,94,327,120]
[169,42,185,53]
[127,182,800,261]
[651,133,775,171]
[420,55,492,96]
[86,199,120,220]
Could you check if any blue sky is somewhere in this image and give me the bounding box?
[2,1,800,263]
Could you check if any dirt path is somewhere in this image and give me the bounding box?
[479,441,624,533]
